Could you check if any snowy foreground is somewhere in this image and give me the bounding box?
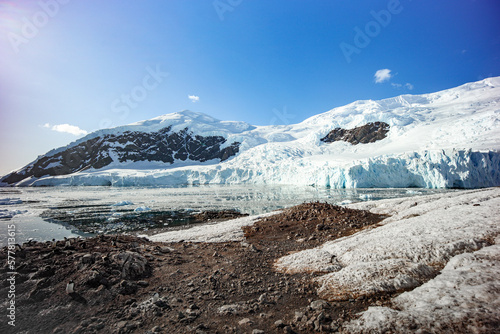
[150,187,500,332]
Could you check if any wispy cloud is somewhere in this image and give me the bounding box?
[188,95,199,103]
[374,69,392,83]
[391,82,414,91]
[43,123,88,136]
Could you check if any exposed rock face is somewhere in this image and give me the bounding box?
[321,122,390,145]
[2,126,240,184]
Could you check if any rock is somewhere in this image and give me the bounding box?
[81,253,94,265]
[185,307,201,317]
[70,325,85,334]
[94,323,105,330]
[274,320,285,328]
[320,122,390,145]
[283,326,295,334]
[112,251,151,280]
[309,299,330,311]
[294,311,305,322]
[158,246,174,253]
[137,280,149,287]
[28,285,51,301]
[116,320,128,329]
[117,280,138,295]
[154,299,169,309]
[195,323,209,331]
[218,304,242,315]
[84,270,106,288]
[258,293,271,304]
[32,265,55,279]
[238,318,253,326]
[252,330,265,334]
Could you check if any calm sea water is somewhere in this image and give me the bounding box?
[0,185,453,247]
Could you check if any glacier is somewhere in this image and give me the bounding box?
[2,77,500,188]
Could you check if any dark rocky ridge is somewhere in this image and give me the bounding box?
[321,122,390,145]
[2,126,240,185]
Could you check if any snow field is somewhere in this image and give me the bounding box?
[274,188,500,303]
[344,239,500,333]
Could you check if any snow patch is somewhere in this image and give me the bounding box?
[148,211,279,243]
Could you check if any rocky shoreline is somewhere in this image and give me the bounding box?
[0,202,393,334]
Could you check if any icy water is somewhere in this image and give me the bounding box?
[0,185,454,247]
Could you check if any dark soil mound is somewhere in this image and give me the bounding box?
[243,202,386,247]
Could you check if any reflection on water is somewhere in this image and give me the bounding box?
[0,214,93,247]
[0,185,454,246]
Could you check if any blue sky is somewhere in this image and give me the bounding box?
[1,0,499,175]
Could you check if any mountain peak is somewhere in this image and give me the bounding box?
[141,110,220,124]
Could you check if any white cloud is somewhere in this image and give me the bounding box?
[43,123,88,136]
[391,82,414,91]
[188,95,199,103]
[374,69,392,83]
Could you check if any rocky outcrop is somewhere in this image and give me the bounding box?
[1,126,240,185]
[321,122,390,145]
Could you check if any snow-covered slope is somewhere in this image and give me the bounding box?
[2,77,500,188]
[274,187,500,333]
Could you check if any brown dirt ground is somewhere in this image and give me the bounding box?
[1,202,396,334]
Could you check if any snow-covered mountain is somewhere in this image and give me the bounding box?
[2,77,500,188]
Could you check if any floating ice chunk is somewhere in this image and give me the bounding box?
[134,206,151,212]
[358,194,373,200]
[0,198,23,205]
[112,200,134,206]
[0,209,27,219]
